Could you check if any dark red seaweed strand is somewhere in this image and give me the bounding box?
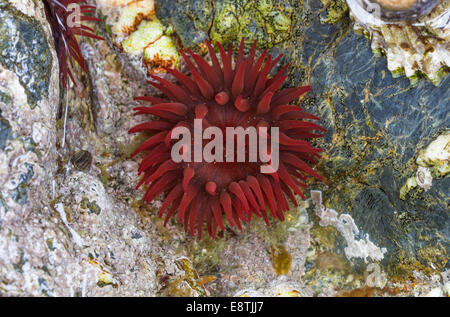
[43,0,104,88]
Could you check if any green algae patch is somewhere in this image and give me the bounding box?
[428,66,450,86]
[210,0,293,49]
[184,232,227,278]
[320,0,349,24]
[80,197,101,215]
[271,245,292,276]
[399,176,417,200]
[157,0,294,49]
[0,89,11,105]
[388,244,448,279]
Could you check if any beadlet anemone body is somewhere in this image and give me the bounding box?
[130,39,326,239]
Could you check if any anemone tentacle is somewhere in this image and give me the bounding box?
[130,38,325,239]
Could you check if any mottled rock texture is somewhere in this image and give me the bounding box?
[0,1,52,109]
[155,0,448,283]
[0,0,448,297]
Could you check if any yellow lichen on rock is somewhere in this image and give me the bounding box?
[95,0,180,74]
[144,35,180,73]
[350,1,449,85]
[122,19,164,54]
[113,0,156,36]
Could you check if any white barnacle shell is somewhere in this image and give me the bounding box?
[415,166,432,191]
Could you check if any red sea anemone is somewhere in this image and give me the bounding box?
[130,39,325,239]
[43,0,104,88]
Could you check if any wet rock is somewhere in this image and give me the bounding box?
[155,0,212,48]
[1,0,448,297]
[156,0,294,49]
[0,0,52,109]
[303,25,448,279]
[157,0,449,285]
[301,1,448,280]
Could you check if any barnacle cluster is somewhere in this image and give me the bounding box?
[347,0,449,85]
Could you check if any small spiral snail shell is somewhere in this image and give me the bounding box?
[72,150,93,171]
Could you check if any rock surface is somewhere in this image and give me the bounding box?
[0,0,448,297]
